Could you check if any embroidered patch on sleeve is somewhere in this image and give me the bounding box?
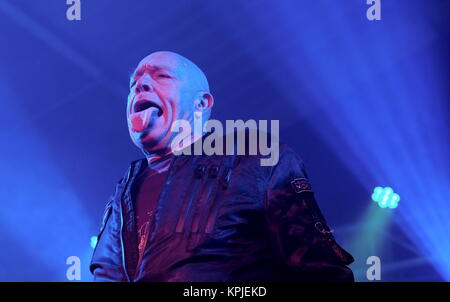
[290,178,313,194]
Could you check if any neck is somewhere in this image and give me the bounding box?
[171,131,204,154]
[143,148,173,165]
[144,131,204,163]
[143,133,203,164]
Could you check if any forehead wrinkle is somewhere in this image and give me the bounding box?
[131,64,172,79]
[151,52,209,92]
[130,52,210,92]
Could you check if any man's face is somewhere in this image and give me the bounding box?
[127,52,198,153]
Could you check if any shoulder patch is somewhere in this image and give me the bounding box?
[290,178,313,194]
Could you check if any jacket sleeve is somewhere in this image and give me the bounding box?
[264,144,354,282]
[89,197,115,282]
[90,179,128,282]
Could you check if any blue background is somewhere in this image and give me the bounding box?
[0,0,449,281]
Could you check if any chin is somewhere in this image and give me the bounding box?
[132,130,169,152]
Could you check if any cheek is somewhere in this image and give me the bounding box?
[170,104,189,123]
[160,87,193,121]
[177,91,195,114]
[126,94,134,115]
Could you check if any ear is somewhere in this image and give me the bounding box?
[194,92,214,119]
[194,92,214,111]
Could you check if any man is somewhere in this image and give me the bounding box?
[90,51,354,282]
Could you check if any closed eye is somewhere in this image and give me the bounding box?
[157,74,171,78]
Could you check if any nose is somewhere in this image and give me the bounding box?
[135,74,154,94]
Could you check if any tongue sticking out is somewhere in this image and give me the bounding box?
[129,107,158,132]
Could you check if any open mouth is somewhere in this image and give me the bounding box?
[133,99,163,117]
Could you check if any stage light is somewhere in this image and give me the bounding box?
[90,236,98,249]
[371,186,384,202]
[389,193,400,209]
[372,187,400,209]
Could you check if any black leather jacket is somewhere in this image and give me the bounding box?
[90,142,354,282]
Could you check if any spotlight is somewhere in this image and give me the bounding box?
[371,187,400,209]
[90,236,98,249]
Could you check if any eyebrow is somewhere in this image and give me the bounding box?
[129,64,173,84]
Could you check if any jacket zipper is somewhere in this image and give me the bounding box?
[175,164,205,234]
[204,155,236,233]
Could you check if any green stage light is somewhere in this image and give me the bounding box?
[371,187,400,209]
[90,236,98,249]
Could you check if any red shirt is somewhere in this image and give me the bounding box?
[131,154,174,268]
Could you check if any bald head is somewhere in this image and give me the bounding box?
[127,51,214,156]
[134,51,210,93]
